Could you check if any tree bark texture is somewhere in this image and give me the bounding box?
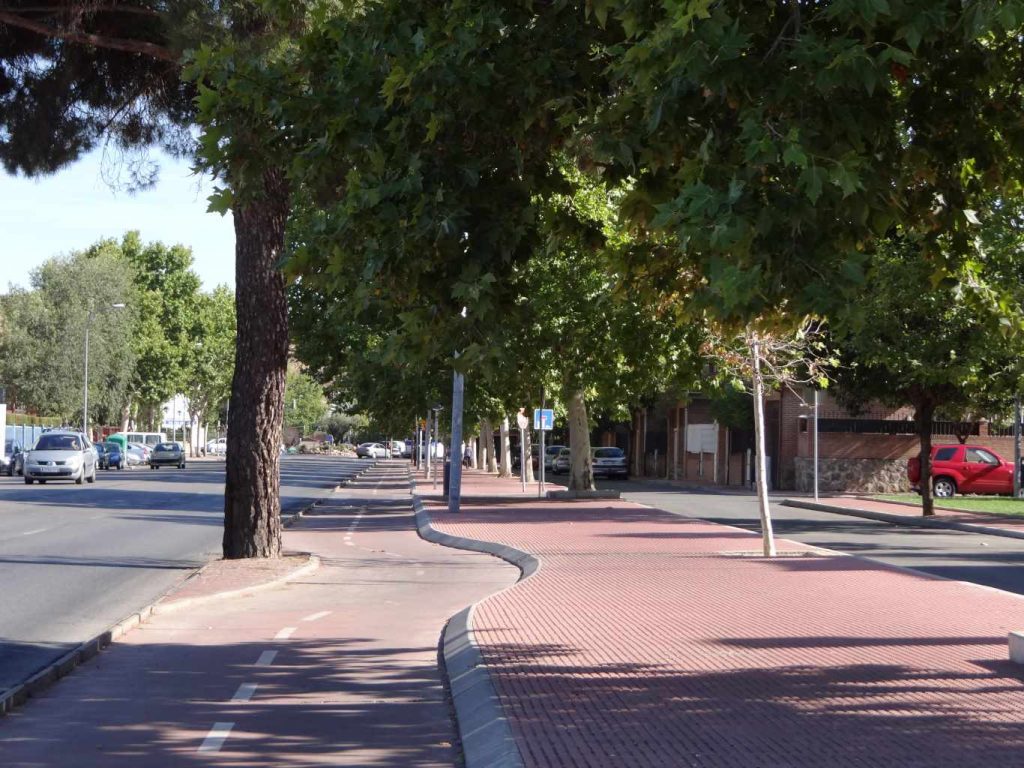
[751,333,777,557]
[498,416,511,477]
[567,388,595,491]
[223,167,289,559]
[915,400,936,517]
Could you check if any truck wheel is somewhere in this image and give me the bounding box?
[24,477,32,485]
[933,478,956,498]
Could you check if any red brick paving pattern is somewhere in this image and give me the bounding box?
[430,498,1024,767]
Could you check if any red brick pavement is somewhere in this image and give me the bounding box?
[427,484,1024,767]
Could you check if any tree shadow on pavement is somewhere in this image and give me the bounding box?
[0,637,462,768]
[472,640,1024,768]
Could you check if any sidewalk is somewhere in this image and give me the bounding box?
[784,495,1024,541]
[421,471,1024,767]
[0,462,516,766]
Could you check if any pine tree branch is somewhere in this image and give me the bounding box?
[0,10,177,62]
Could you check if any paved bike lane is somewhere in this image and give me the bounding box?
[0,462,516,766]
[425,473,1024,768]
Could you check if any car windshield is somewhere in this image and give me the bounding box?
[547,446,564,455]
[35,434,82,451]
[104,443,120,451]
[593,448,624,459]
[155,443,177,451]
[558,449,570,457]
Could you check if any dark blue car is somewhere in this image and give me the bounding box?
[101,441,124,470]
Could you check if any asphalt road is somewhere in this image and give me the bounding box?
[607,479,1024,597]
[0,455,366,695]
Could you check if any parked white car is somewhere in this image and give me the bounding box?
[206,437,227,456]
[24,431,97,485]
[125,443,150,467]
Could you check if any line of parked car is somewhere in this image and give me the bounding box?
[1,430,189,485]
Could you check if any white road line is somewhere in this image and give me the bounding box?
[198,722,234,753]
[344,541,354,546]
[302,610,331,622]
[274,627,297,640]
[21,528,50,537]
[255,650,277,667]
[232,683,258,702]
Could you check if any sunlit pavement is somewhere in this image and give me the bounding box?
[0,460,515,766]
[0,456,362,707]
[427,470,1024,768]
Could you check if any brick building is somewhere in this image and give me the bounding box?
[602,389,1018,493]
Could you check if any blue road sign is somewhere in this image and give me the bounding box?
[533,408,554,431]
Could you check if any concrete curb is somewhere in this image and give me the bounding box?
[411,492,533,768]
[0,466,358,717]
[782,498,1024,542]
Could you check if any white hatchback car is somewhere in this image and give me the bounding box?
[206,437,227,456]
[24,431,97,485]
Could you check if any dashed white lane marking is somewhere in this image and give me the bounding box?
[344,541,354,546]
[232,683,258,702]
[255,650,277,667]
[21,528,50,537]
[198,722,234,753]
[274,627,297,640]
[416,570,425,576]
[302,610,331,622]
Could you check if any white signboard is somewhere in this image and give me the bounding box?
[686,423,718,454]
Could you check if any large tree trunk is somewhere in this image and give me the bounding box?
[751,332,777,557]
[498,416,511,477]
[223,168,289,559]
[567,388,595,491]
[915,399,936,517]
[483,418,497,473]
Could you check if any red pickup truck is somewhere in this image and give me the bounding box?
[908,444,1019,498]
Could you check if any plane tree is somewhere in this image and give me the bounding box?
[831,221,1024,516]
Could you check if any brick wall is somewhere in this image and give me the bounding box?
[796,433,1019,461]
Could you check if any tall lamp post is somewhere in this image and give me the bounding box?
[83,300,126,438]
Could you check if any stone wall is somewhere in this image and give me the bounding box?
[794,457,911,494]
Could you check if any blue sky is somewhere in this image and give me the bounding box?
[0,148,235,292]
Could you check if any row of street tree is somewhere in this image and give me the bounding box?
[3,2,1024,557]
[0,232,236,439]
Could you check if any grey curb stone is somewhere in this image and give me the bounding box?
[412,492,532,768]
[782,498,1024,542]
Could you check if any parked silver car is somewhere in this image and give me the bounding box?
[551,447,571,475]
[125,442,150,467]
[591,446,628,479]
[544,444,567,471]
[24,431,97,485]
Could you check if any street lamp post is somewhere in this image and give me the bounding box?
[83,301,125,438]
